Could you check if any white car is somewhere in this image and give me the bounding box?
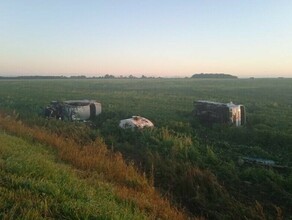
[119,116,154,129]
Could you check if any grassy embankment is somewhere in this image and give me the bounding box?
[0,114,190,219]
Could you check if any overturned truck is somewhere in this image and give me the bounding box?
[194,100,246,126]
[44,100,101,121]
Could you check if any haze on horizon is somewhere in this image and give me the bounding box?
[1,1,292,78]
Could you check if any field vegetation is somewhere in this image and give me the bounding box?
[0,78,291,219]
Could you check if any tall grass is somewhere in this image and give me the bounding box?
[0,132,148,219]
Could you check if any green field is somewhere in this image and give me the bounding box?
[0,78,291,219]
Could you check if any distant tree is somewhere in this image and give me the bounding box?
[191,73,237,79]
[0,75,69,80]
[104,74,115,79]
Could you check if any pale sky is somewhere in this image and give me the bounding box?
[1,0,292,78]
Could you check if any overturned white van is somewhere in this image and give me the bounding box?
[119,116,154,129]
[44,100,101,121]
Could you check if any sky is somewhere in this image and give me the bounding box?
[0,0,292,78]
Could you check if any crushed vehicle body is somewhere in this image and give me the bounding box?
[194,100,246,126]
[240,157,275,166]
[119,116,154,129]
[44,100,101,121]
[239,157,289,170]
